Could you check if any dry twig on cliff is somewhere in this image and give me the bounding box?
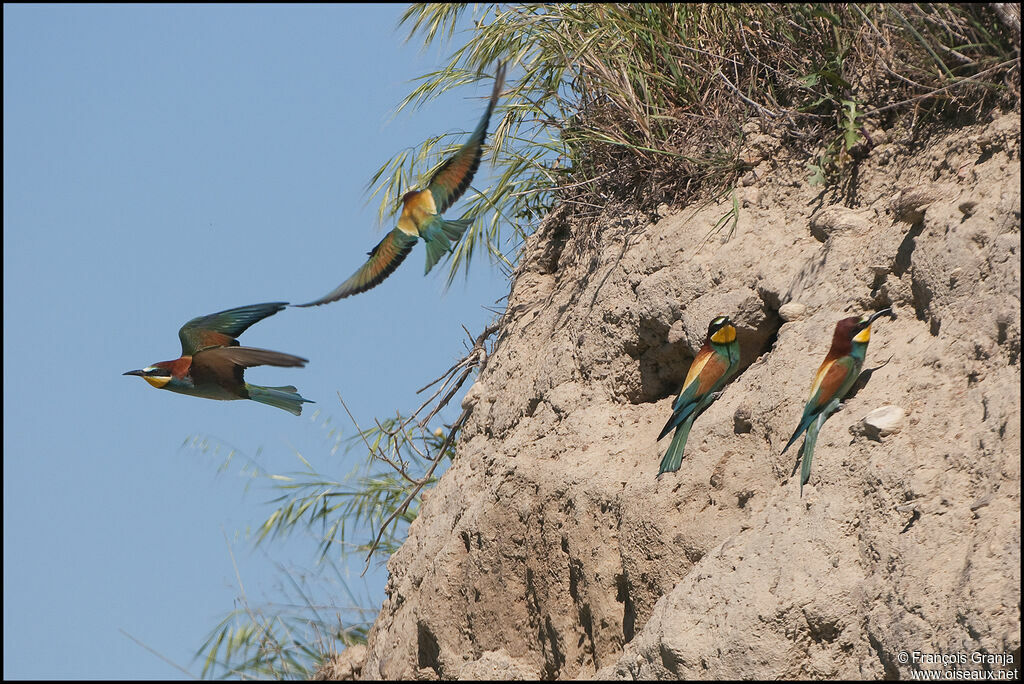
[359,321,502,573]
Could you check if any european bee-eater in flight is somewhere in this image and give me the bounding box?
[124,302,313,415]
[782,308,891,494]
[298,62,507,307]
[657,315,741,475]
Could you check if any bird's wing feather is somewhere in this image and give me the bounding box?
[296,229,418,307]
[196,346,308,369]
[179,302,288,355]
[676,345,729,408]
[784,356,854,456]
[427,62,505,215]
[659,346,728,440]
[808,356,857,412]
[692,348,730,397]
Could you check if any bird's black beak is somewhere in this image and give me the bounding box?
[867,308,893,325]
[123,369,147,377]
[860,308,893,331]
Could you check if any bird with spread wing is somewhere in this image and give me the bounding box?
[124,302,313,415]
[298,62,506,307]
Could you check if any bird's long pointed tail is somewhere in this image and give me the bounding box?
[441,217,472,242]
[799,399,840,495]
[658,414,695,475]
[782,413,815,455]
[246,383,314,416]
[799,420,820,496]
[422,218,472,275]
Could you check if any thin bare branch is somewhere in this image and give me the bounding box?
[360,320,502,571]
[361,406,472,576]
[863,58,1020,117]
[120,630,199,680]
[338,394,420,486]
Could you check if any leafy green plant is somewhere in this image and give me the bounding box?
[191,412,455,679]
[197,554,373,679]
[841,99,863,152]
[699,187,741,247]
[193,322,498,679]
[255,413,455,562]
[367,3,1016,281]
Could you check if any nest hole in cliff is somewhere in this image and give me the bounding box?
[416,621,441,675]
[623,296,784,406]
[614,573,637,643]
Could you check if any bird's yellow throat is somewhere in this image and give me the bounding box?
[143,375,171,389]
[711,325,737,345]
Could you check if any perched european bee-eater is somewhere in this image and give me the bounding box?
[782,308,891,494]
[298,62,507,307]
[657,315,741,475]
[124,302,313,415]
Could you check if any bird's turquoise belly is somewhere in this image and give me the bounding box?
[166,384,241,401]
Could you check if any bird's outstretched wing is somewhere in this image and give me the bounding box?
[296,228,419,307]
[179,302,288,356]
[427,62,506,215]
[198,346,308,368]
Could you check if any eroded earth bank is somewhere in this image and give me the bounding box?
[331,112,1020,680]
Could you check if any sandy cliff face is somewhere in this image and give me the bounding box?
[354,112,1020,680]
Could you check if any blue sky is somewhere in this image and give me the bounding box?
[3,5,511,678]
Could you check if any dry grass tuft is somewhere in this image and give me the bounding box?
[374,3,1018,280]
